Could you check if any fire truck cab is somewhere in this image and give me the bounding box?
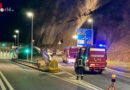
[75,46,107,74]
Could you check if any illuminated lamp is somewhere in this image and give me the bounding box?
[111,74,116,82]
[99,44,106,47]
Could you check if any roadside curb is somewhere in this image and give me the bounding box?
[12,60,62,73]
[108,66,130,74]
[12,60,49,72]
[107,68,130,78]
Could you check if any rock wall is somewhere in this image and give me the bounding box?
[89,0,130,62]
[34,0,130,63]
[34,0,111,48]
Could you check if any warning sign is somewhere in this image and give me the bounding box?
[49,60,59,72]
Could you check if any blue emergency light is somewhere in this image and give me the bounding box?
[99,44,106,47]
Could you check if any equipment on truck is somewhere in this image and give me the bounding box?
[74,46,107,74]
[62,47,79,63]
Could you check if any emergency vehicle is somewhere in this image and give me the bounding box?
[62,47,79,63]
[75,45,107,74]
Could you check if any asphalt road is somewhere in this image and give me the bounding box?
[0,59,91,90]
[0,59,130,90]
[59,62,130,90]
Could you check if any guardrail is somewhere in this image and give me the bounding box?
[13,59,39,68]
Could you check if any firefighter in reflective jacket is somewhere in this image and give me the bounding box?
[75,48,84,80]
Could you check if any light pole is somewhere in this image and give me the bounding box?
[15,29,19,46]
[13,35,17,46]
[88,18,93,29]
[26,11,34,61]
[25,49,29,61]
[88,18,94,45]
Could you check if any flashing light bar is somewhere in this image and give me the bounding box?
[99,44,106,47]
[90,48,105,51]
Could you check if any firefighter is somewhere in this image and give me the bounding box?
[75,48,84,80]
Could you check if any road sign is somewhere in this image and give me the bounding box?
[77,29,93,47]
[49,60,58,72]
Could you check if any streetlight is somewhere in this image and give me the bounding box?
[87,18,94,45]
[13,35,17,46]
[26,11,34,61]
[15,29,19,46]
[72,35,77,46]
[88,18,93,29]
[72,35,77,39]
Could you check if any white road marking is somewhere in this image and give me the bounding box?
[0,78,6,90]
[53,71,65,75]
[47,72,103,90]
[57,64,103,90]
[0,71,14,90]
[106,68,130,78]
[59,64,75,76]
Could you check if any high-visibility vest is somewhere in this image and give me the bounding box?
[75,59,84,67]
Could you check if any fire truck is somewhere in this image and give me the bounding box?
[75,45,107,74]
[62,47,79,63]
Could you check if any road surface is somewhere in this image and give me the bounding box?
[59,62,130,90]
[0,59,130,90]
[0,59,93,90]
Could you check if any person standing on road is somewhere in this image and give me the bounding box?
[75,48,84,80]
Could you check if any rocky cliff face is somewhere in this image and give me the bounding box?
[34,0,111,48]
[34,0,129,63]
[85,0,130,63]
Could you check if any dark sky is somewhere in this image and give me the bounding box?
[0,0,56,44]
[0,0,33,43]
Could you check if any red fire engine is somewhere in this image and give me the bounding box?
[62,47,79,63]
[75,46,107,74]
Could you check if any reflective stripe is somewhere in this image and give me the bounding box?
[91,55,104,57]
[89,62,105,63]
[76,59,84,67]
[90,48,105,51]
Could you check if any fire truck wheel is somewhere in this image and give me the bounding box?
[63,60,68,63]
[98,70,103,74]
[90,70,95,73]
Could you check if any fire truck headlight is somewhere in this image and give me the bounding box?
[86,59,89,62]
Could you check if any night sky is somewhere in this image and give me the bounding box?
[0,0,35,43]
